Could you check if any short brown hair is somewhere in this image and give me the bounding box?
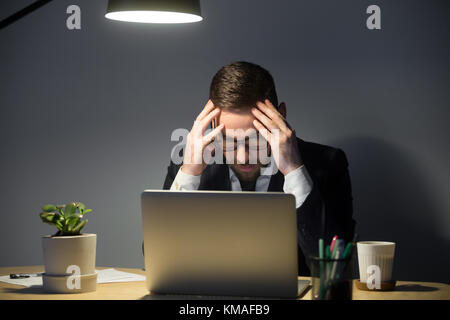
[209,61,278,110]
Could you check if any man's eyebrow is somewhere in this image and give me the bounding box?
[223,134,240,141]
[223,134,256,141]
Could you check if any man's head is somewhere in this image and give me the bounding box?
[210,61,279,111]
[209,61,286,182]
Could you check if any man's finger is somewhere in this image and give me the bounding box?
[253,119,272,144]
[257,100,284,119]
[251,107,278,131]
[201,108,221,132]
[196,99,215,121]
[203,123,224,146]
[263,99,286,120]
[204,143,216,158]
[255,101,289,133]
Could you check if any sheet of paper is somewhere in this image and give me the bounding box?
[0,274,43,287]
[96,268,146,283]
[0,268,146,288]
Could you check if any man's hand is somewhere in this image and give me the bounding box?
[181,100,224,176]
[251,99,303,176]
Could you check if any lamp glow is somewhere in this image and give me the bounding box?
[105,10,202,24]
[105,0,202,24]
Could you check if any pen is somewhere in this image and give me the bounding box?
[345,233,358,261]
[325,240,343,299]
[319,239,324,261]
[325,245,331,282]
[333,239,345,281]
[343,242,352,259]
[10,272,43,279]
[329,243,342,280]
[330,235,338,253]
[319,238,324,299]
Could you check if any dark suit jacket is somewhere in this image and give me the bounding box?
[163,138,356,276]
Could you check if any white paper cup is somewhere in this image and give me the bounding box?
[357,241,396,283]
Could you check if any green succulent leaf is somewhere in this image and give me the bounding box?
[40,212,56,225]
[40,211,63,225]
[55,220,64,231]
[42,204,56,212]
[40,201,92,235]
[67,213,82,220]
[64,202,78,218]
[76,202,85,212]
[66,215,81,230]
[72,219,87,233]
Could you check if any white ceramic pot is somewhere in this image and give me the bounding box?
[41,233,97,293]
[42,233,96,276]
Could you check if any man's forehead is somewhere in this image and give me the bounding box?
[217,108,256,130]
[223,128,259,140]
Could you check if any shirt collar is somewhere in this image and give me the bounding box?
[227,166,272,182]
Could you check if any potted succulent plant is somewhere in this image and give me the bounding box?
[39,202,97,293]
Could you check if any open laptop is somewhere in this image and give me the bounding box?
[141,190,309,299]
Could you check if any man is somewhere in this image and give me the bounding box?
[163,61,355,275]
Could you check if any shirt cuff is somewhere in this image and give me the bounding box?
[283,165,313,209]
[170,167,201,191]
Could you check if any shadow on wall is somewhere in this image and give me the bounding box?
[330,136,449,284]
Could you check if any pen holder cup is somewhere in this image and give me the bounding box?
[310,257,353,300]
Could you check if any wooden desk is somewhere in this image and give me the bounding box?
[1,266,448,300]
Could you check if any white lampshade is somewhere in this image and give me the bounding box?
[105,0,203,24]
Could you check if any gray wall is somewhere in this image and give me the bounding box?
[1,0,449,283]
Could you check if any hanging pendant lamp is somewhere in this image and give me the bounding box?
[105,0,203,24]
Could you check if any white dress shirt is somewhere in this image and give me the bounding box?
[170,165,313,209]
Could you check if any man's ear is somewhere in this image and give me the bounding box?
[278,102,287,118]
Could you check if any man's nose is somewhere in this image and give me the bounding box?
[236,145,248,164]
